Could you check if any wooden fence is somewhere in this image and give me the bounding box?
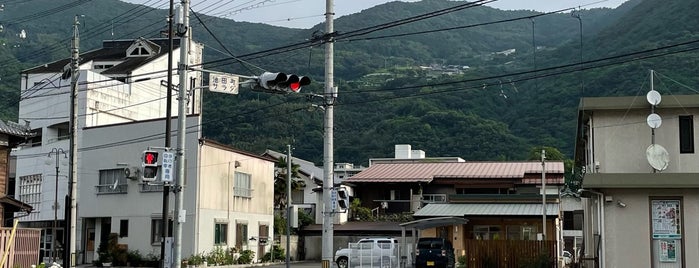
[461,239,557,268]
[0,228,41,268]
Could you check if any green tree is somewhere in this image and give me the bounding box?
[274,156,304,209]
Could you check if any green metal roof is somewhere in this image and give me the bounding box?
[414,203,559,217]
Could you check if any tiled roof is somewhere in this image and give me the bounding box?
[346,161,564,183]
[0,121,35,137]
[22,38,181,74]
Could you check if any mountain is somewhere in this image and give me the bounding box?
[2,0,697,167]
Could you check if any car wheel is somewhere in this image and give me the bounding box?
[337,257,349,268]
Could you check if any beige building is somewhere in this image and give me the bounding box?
[575,95,699,268]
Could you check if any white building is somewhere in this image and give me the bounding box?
[13,38,274,264]
[575,94,699,268]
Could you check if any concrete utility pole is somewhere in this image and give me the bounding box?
[173,0,190,267]
[49,148,67,263]
[286,145,292,268]
[541,149,546,240]
[161,0,175,267]
[66,15,80,268]
[321,0,335,266]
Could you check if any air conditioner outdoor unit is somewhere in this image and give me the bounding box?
[124,166,140,180]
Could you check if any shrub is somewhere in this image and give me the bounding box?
[127,250,143,266]
[187,254,205,266]
[457,255,468,268]
[237,249,255,264]
[262,245,285,262]
[205,246,227,265]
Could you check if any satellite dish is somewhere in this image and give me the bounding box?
[646,90,662,105]
[646,144,669,171]
[647,113,662,129]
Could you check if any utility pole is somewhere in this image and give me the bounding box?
[286,145,292,268]
[161,0,175,267]
[173,0,189,267]
[321,0,335,266]
[49,148,66,264]
[66,15,80,268]
[541,149,546,240]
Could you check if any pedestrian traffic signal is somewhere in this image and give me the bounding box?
[337,187,350,211]
[255,72,311,93]
[142,150,159,182]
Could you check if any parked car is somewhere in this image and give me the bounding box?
[335,237,399,268]
[414,237,455,268]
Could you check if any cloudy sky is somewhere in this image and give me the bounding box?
[122,0,628,29]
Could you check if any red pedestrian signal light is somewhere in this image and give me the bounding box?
[144,151,158,165]
[142,150,159,181]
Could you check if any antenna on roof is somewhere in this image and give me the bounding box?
[645,70,668,172]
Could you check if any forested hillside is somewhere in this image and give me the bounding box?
[3,0,698,167]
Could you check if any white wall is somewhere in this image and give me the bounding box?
[599,188,699,267]
[591,108,699,173]
[79,116,201,256]
[197,143,275,259]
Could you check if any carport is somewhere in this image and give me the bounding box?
[399,217,468,268]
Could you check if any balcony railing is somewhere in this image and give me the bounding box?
[96,183,127,194]
[423,194,447,203]
[140,183,164,192]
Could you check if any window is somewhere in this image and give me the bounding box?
[214,222,228,245]
[97,169,127,194]
[120,219,128,237]
[234,172,252,198]
[150,218,173,244]
[505,225,538,240]
[235,222,248,249]
[564,210,584,230]
[474,225,501,240]
[18,174,42,209]
[679,115,694,153]
[29,128,42,147]
[56,123,69,141]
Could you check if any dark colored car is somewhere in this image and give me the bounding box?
[414,237,455,268]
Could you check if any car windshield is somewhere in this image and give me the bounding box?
[417,240,444,249]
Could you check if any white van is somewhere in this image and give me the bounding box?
[334,237,400,268]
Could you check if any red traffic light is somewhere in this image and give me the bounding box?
[143,151,159,166]
[256,72,311,93]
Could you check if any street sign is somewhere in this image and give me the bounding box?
[209,73,239,94]
[331,189,337,211]
[161,151,175,183]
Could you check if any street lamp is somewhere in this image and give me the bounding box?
[47,148,67,263]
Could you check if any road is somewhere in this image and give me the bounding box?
[246,261,335,268]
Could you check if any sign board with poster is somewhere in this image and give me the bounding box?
[651,199,682,267]
[651,200,681,239]
[659,240,677,262]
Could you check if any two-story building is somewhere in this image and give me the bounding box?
[575,94,699,268]
[13,37,275,265]
[341,144,566,266]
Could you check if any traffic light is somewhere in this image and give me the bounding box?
[337,187,350,211]
[256,72,311,93]
[142,150,159,182]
